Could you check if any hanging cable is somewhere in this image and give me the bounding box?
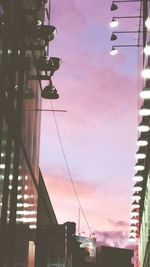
[49,100,93,235]
[44,0,93,236]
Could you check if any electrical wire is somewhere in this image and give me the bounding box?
[49,100,93,235]
[44,0,93,236]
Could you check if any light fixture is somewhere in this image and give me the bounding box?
[141,65,150,79]
[140,86,150,99]
[41,82,59,100]
[136,135,148,147]
[144,41,150,55]
[145,16,150,30]
[14,85,34,99]
[131,201,140,209]
[129,230,137,237]
[111,33,117,41]
[134,161,145,171]
[110,46,118,55]
[130,216,139,224]
[110,16,141,28]
[138,118,150,132]
[132,192,141,201]
[130,224,138,231]
[110,1,141,12]
[135,147,146,159]
[128,236,136,242]
[110,44,140,55]
[111,2,118,11]
[36,25,57,45]
[133,181,143,192]
[110,18,119,28]
[35,57,62,75]
[139,100,150,116]
[133,171,144,182]
[131,209,139,217]
[110,31,140,41]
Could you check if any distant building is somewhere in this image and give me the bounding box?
[75,235,97,263]
[36,222,77,267]
[96,246,134,267]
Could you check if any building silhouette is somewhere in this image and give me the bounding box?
[0,0,59,266]
[96,246,134,267]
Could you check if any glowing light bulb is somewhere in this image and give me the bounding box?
[110,18,119,28]
[145,16,150,30]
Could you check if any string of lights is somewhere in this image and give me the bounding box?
[109,2,150,266]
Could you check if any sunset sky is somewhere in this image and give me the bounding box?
[39,0,142,248]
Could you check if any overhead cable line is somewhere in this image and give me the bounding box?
[45,0,93,235]
[49,100,93,235]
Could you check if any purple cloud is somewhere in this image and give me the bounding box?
[95,230,130,248]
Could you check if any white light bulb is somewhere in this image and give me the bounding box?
[144,43,150,55]
[134,165,144,171]
[110,47,118,55]
[139,108,150,116]
[133,186,142,192]
[141,68,150,79]
[130,225,137,230]
[128,237,136,242]
[110,19,119,28]
[130,218,139,223]
[133,176,143,182]
[145,16,150,30]
[136,140,148,146]
[131,202,140,208]
[138,125,149,132]
[135,153,146,159]
[140,90,150,99]
[132,195,141,201]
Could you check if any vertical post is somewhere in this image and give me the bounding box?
[64,224,68,267]
[78,207,80,235]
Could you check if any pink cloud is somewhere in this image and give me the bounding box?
[95,230,133,248]
[40,0,140,249]
[41,171,132,237]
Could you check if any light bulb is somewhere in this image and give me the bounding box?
[110,47,118,55]
[145,16,150,30]
[110,18,119,28]
[144,43,150,55]
[138,125,150,132]
[136,140,148,146]
[140,87,150,99]
[141,67,150,79]
[139,108,150,116]
[133,175,143,182]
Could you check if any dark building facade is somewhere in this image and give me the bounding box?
[0,0,59,266]
[36,222,76,267]
[96,246,134,267]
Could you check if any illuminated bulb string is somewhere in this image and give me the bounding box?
[49,100,93,235]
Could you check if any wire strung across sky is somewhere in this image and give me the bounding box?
[46,0,93,236]
[49,100,93,236]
